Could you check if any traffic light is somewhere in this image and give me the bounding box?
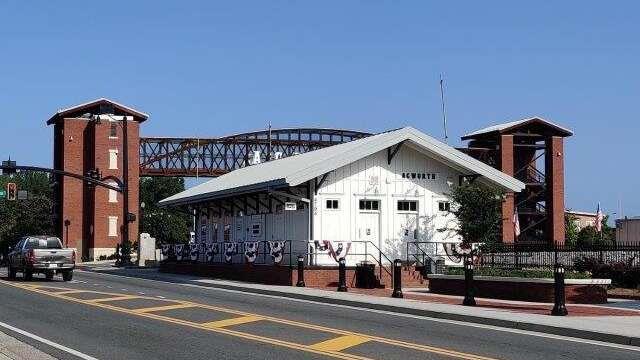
[7,182,17,201]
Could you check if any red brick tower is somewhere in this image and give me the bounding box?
[48,99,148,260]
[461,118,573,245]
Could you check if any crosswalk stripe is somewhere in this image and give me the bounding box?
[201,315,263,328]
[310,335,370,352]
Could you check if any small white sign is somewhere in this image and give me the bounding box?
[284,202,297,211]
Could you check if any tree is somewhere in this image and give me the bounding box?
[449,183,504,244]
[0,172,54,253]
[576,215,615,247]
[565,211,580,246]
[139,177,190,244]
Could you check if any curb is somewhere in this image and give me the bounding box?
[82,268,640,347]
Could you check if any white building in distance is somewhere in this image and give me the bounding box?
[160,127,524,266]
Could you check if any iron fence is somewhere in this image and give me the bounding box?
[476,242,640,270]
[406,241,640,271]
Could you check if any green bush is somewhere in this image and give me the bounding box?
[573,256,640,288]
[445,267,591,279]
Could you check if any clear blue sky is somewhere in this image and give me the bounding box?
[1,1,638,218]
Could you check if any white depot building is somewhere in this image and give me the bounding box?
[160,127,524,266]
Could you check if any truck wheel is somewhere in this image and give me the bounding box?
[45,271,54,281]
[8,266,16,280]
[24,270,33,281]
[62,271,73,282]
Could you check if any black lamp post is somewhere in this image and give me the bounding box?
[337,257,348,292]
[463,256,476,306]
[296,255,306,287]
[392,259,403,298]
[551,264,568,316]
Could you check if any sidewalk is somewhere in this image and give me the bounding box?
[82,265,640,347]
[0,331,55,360]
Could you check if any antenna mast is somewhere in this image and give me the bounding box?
[439,74,448,143]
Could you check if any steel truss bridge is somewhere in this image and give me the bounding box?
[139,128,371,177]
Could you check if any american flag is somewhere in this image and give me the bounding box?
[513,209,521,237]
[595,202,604,232]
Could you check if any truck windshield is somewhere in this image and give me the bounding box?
[25,238,62,249]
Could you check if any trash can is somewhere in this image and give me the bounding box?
[355,261,377,288]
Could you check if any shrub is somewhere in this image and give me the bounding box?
[445,267,591,279]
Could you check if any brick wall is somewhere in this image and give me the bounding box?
[428,277,607,304]
[56,117,141,260]
[546,136,565,245]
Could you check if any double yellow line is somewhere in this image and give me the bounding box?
[0,280,498,360]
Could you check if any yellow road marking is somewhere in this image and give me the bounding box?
[133,303,196,313]
[54,290,88,295]
[86,295,140,303]
[310,335,370,352]
[201,315,263,328]
[0,280,498,360]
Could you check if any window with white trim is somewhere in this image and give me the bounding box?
[326,199,339,210]
[107,181,118,203]
[397,200,418,212]
[109,149,118,170]
[108,216,118,237]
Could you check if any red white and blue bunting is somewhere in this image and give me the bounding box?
[244,242,259,263]
[268,241,286,264]
[224,242,237,263]
[206,243,220,262]
[190,244,200,261]
[315,240,352,262]
[174,244,184,261]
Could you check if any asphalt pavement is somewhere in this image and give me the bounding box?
[0,269,638,360]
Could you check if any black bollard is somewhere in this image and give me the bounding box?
[551,264,568,316]
[392,259,403,298]
[296,255,306,287]
[462,256,476,306]
[337,257,348,292]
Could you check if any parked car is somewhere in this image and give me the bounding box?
[7,236,76,281]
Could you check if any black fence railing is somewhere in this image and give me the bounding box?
[476,242,640,270]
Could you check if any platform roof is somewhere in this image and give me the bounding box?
[47,98,149,125]
[160,127,526,207]
[461,117,573,140]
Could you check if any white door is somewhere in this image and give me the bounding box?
[358,212,380,244]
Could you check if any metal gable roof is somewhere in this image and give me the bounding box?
[462,117,573,139]
[160,127,525,207]
[47,98,149,125]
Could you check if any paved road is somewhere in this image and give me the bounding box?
[0,269,637,360]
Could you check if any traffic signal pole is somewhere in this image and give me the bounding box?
[120,116,132,266]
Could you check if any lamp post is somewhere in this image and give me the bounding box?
[463,255,476,306]
[392,259,403,298]
[296,255,306,287]
[337,257,348,292]
[140,202,146,233]
[551,264,568,316]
